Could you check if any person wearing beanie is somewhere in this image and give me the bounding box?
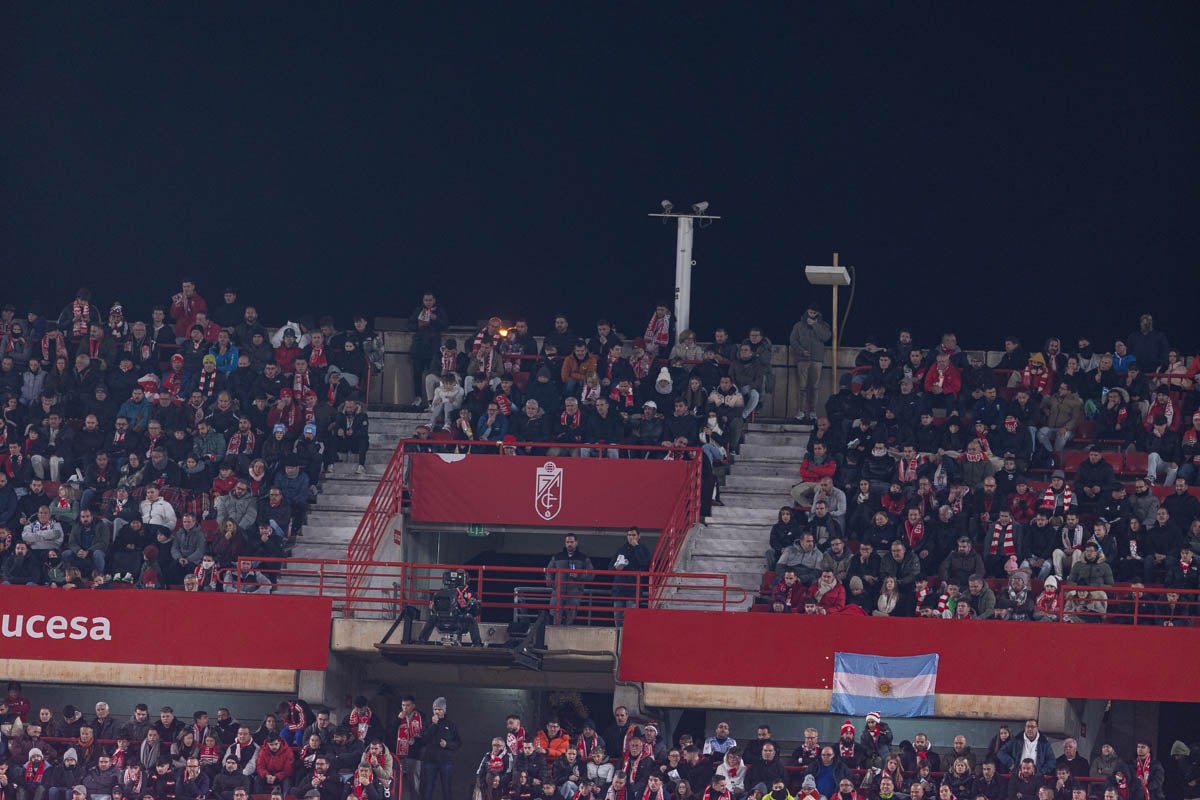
[419,697,460,800]
[48,748,87,800]
[860,712,893,764]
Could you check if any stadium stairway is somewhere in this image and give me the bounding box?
[671,420,810,610]
[278,410,427,596]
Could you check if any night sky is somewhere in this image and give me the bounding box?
[3,4,1197,352]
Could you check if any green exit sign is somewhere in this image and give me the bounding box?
[467,523,489,537]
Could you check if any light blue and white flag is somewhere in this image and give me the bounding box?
[829,652,938,718]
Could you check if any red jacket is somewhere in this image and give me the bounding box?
[924,364,962,395]
[256,743,294,780]
[798,456,838,483]
[805,582,846,612]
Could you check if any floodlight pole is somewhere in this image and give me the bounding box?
[648,207,721,338]
[832,252,841,388]
[804,254,853,394]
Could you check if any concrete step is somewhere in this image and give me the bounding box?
[742,432,812,447]
[316,478,379,496]
[737,442,803,460]
[727,461,797,478]
[289,541,349,560]
[705,506,780,525]
[691,535,769,557]
[720,490,789,509]
[723,475,796,493]
[308,497,371,514]
[747,422,813,433]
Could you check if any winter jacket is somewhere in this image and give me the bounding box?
[789,314,833,362]
[215,493,258,531]
[255,743,295,782]
[997,735,1056,775]
[1067,557,1114,587]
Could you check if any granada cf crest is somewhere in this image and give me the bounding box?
[535,461,564,521]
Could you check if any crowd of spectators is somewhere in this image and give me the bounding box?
[407,294,779,464]
[467,707,1185,800]
[0,683,417,800]
[762,315,1200,625]
[0,283,380,591]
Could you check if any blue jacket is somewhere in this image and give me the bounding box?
[475,413,508,442]
[117,397,152,430]
[273,470,311,505]
[997,734,1056,776]
[209,343,240,373]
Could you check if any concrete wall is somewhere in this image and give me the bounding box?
[0,659,295,694]
[16,682,294,730]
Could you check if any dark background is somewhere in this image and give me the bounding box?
[3,4,1197,351]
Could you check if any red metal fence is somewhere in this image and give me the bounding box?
[238,557,745,620]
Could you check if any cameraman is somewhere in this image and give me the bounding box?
[417,571,483,646]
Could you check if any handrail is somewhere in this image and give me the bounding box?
[1057,582,1200,625]
[239,557,747,619]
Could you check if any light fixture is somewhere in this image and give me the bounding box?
[661,200,673,213]
[692,201,709,214]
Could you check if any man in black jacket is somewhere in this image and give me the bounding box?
[512,399,551,456]
[582,398,623,458]
[419,697,460,800]
[661,399,699,447]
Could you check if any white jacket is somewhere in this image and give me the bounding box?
[141,498,177,530]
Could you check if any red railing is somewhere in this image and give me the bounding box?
[344,439,704,611]
[238,557,745,619]
[343,439,408,604]
[1056,583,1200,625]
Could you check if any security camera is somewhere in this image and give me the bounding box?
[692,201,709,214]
[661,200,673,213]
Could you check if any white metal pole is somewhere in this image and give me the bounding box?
[674,216,694,337]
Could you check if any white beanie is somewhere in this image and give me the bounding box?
[63,748,79,762]
[28,747,44,760]
[432,696,447,711]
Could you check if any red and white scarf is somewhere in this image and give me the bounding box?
[1040,485,1073,513]
[897,457,919,483]
[24,760,46,784]
[71,300,91,337]
[506,726,525,754]
[904,520,924,549]
[348,708,372,741]
[989,523,1016,556]
[440,349,457,375]
[644,313,670,355]
[1136,755,1151,788]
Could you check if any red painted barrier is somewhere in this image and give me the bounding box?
[408,451,694,529]
[617,608,1200,702]
[0,585,332,671]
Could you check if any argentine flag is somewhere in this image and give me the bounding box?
[829,652,938,718]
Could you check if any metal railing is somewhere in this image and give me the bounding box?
[238,557,745,620]
[1055,582,1200,625]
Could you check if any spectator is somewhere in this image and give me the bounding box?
[545,534,595,625]
[419,697,459,800]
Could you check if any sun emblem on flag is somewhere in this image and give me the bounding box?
[877,680,893,695]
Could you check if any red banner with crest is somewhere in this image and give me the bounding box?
[408,452,694,529]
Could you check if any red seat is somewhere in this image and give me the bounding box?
[1075,420,1096,441]
[1062,451,1088,473]
[759,571,777,596]
[43,481,61,498]
[1101,452,1123,471]
[1123,451,1149,477]
[200,519,220,542]
[1151,485,1172,501]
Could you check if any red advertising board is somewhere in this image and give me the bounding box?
[618,609,1200,703]
[409,452,692,529]
[0,585,332,671]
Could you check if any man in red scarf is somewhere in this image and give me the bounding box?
[1134,741,1165,800]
